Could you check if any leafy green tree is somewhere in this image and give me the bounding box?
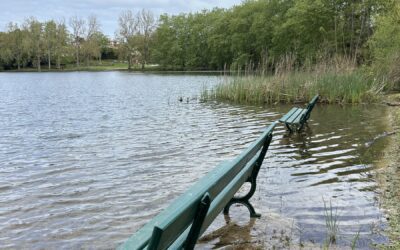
[55,20,69,69]
[273,0,334,61]
[24,18,44,71]
[95,32,110,63]
[44,20,57,69]
[5,23,28,70]
[369,1,400,86]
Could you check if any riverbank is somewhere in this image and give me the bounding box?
[378,94,400,249]
[0,66,228,74]
[0,60,178,72]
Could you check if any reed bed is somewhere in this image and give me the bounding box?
[202,56,386,104]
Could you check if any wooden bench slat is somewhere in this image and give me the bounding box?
[293,109,307,124]
[279,107,298,123]
[285,108,304,124]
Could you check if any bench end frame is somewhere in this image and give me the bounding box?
[223,129,273,218]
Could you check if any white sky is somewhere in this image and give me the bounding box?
[0,0,243,37]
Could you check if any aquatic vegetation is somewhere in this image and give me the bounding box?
[202,61,386,104]
[351,229,360,250]
[200,55,390,104]
[323,198,339,245]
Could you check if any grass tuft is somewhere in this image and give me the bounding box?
[323,198,340,245]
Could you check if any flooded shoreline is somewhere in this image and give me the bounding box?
[0,72,392,249]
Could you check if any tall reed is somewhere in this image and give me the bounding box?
[202,56,386,104]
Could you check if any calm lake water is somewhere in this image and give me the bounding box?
[0,72,390,249]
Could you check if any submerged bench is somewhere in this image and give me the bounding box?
[119,122,277,250]
[279,95,319,132]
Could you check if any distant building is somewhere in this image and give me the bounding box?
[108,39,119,48]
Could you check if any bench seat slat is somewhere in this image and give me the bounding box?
[279,107,298,123]
[293,109,307,124]
[285,108,303,124]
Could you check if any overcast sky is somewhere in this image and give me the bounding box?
[0,0,243,37]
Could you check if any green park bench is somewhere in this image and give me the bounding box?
[279,95,319,132]
[119,122,277,250]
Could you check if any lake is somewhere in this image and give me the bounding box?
[0,72,389,249]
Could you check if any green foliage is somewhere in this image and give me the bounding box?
[273,0,334,60]
[151,0,387,70]
[369,1,400,88]
[0,15,117,71]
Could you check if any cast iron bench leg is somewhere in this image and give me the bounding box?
[285,123,293,133]
[223,133,273,218]
[223,176,261,218]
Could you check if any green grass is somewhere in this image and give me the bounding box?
[202,69,385,104]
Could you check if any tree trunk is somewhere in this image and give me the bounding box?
[76,46,80,67]
[37,56,41,72]
[354,10,366,64]
[334,15,338,54]
[128,54,132,70]
[17,55,21,70]
[48,50,51,70]
[57,55,61,69]
[350,4,355,57]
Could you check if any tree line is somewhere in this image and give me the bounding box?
[151,0,394,70]
[0,0,399,74]
[0,10,155,71]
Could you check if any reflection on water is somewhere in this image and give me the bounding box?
[0,72,389,249]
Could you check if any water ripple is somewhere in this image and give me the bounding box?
[0,72,389,249]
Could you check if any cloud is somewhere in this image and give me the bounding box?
[0,0,242,36]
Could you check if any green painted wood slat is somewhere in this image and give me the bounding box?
[285,108,303,124]
[279,107,297,123]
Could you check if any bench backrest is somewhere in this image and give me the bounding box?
[119,122,276,250]
[304,95,319,119]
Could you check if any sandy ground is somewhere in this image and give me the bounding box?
[376,93,400,249]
